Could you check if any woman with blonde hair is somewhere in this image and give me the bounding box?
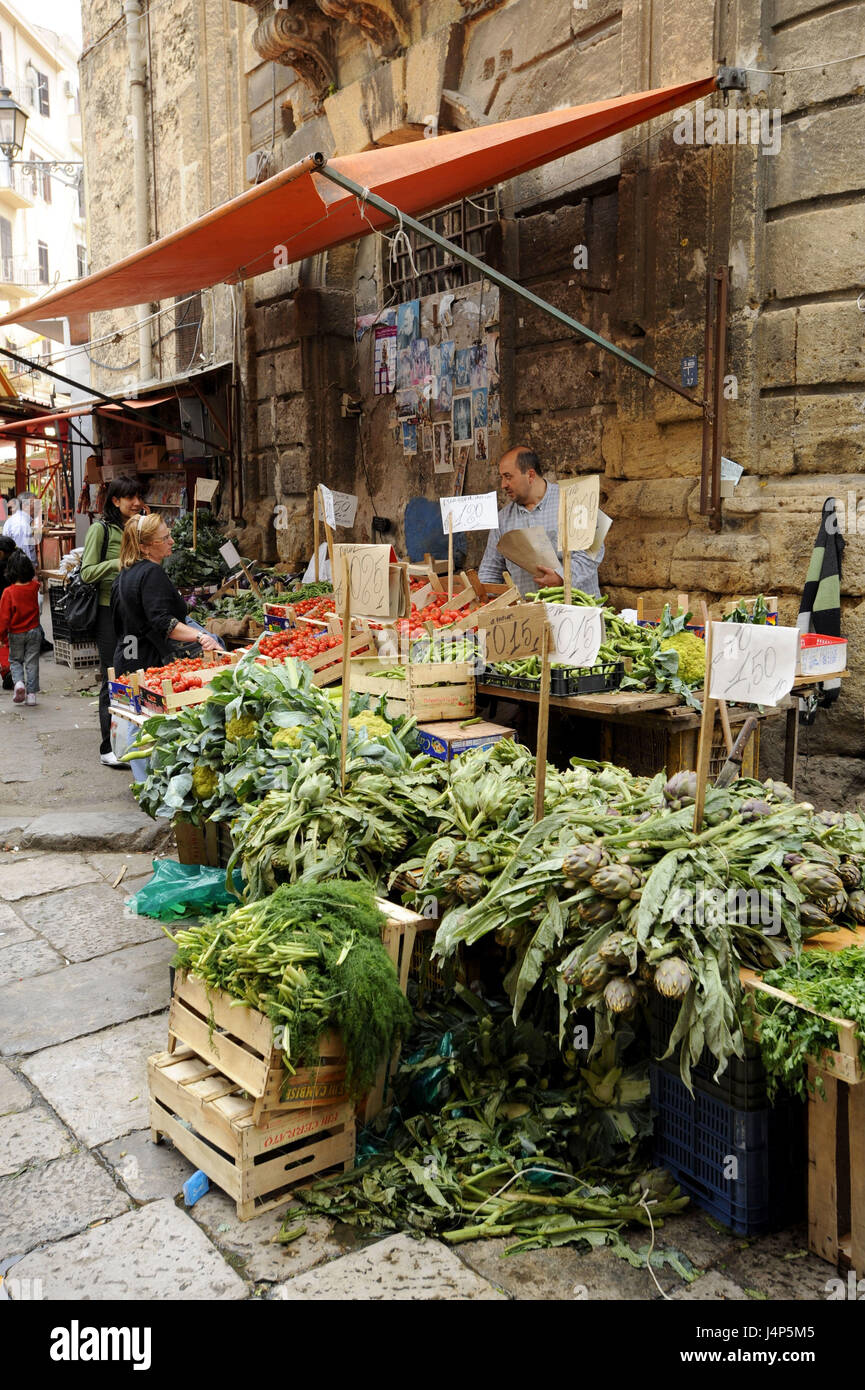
[111,512,221,675]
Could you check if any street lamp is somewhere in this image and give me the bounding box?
[0,86,82,185]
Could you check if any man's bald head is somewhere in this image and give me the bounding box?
[498,447,543,504]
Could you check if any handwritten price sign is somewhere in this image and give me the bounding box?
[478,603,547,661]
[708,622,798,707]
[440,492,499,534]
[333,543,392,618]
[544,604,603,667]
[318,485,358,528]
[558,476,600,551]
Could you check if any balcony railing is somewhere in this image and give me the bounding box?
[0,166,35,201]
[0,259,42,288]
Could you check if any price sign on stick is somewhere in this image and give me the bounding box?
[219,541,241,570]
[544,605,603,668]
[440,491,499,534]
[557,476,600,552]
[195,478,219,504]
[333,543,392,618]
[478,603,546,663]
[708,623,798,707]
[317,486,358,528]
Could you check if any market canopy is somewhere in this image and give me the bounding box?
[0,76,716,328]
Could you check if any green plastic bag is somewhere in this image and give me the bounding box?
[128,858,243,921]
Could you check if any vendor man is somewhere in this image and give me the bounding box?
[477,447,603,598]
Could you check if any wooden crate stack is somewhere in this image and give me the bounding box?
[743,930,865,1279]
[149,898,433,1221]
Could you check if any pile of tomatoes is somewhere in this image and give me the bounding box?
[268,596,335,620]
[258,629,342,662]
[395,591,467,638]
[141,654,232,693]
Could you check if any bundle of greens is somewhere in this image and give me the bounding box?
[188,591,264,625]
[129,655,423,826]
[167,881,413,1096]
[282,581,333,604]
[293,991,691,1261]
[750,947,865,1099]
[164,510,235,590]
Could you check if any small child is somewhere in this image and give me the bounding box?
[0,550,41,706]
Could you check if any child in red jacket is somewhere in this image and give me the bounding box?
[0,550,41,705]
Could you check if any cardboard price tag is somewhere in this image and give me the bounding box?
[195,477,220,503]
[317,485,358,528]
[708,622,798,707]
[544,604,603,667]
[440,491,499,534]
[479,603,547,662]
[219,540,241,570]
[333,543,392,618]
[558,475,600,551]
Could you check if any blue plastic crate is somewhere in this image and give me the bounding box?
[650,1066,805,1235]
[650,994,768,1110]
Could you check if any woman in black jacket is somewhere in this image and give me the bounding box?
[111,512,221,674]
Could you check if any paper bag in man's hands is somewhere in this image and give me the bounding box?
[497,526,561,576]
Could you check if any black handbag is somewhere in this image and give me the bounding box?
[65,523,110,638]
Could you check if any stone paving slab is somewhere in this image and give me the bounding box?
[7,1199,248,1300]
[459,1236,680,1301]
[0,1103,77,1176]
[190,1190,358,1284]
[22,1012,170,1148]
[0,1063,31,1115]
[0,902,34,947]
[716,1226,832,1301]
[0,817,29,844]
[273,1233,506,1300]
[0,938,65,987]
[0,1152,129,1259]
[0,936,173,1055]
[20,809,169,852]
[669,1270,750,1300]
[0,855,101,901]
[16,882,165,962]
[99,1129,195,1203]
[86,851,158,885]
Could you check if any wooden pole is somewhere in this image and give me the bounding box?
[562,504,571,607]
[239,558,263,600]
[700,601,732,754]
[692,617,718,831]
[313,492,320,582]
[533,624,551,823]
[317,486,335,576]
[192,496,198,552]
[340,554,352,794]
[447,512,454,601]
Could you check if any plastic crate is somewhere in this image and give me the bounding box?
[651,1065,806,1235]
[650,994,768,1110]
[553,662,626,697]
[482,667,541,692]
[53,637,100,670]
[47,583,72,643]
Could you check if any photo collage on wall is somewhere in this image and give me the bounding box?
[358,285,500,483]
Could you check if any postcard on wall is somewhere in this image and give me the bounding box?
[421,423,433,454]
[452,394,473,443]
[469,343,488,390]
[474,426,489,463]
[373,323,397,394]
[429,344,441,378]
[434,423,453,474]
[396,348,412,391]
[402,420,418,455]
[440,340,455,380]
[397,299,420,351]
[488,384,501,432]
[487,331,500,385]
[454,444,471,495]
[409,338,431,387]
[472,387,488,431]
[397,389,419,420]
[454,348,471,390]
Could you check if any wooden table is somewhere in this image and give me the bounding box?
[477,682,780,779]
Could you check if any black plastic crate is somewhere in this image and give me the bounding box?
[560,662,626,696]
[48,583,72,643]
[650,994,768,1109]
[483,667,540,692]
[650,1065,806,1235]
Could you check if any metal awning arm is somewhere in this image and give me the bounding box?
[314,160,702,409]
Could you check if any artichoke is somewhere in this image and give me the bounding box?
[740,798,773,820]
[821,890,848,918]
[799,901,834,933]
[663,770,698,808]
[603,977,639,1014]
[590,863,643,900]
[577,897,620,927]
[562,843,607,883]
[580,954,610,992]
[763,779,794,802]
[598,931,633,969]
[839,860,862,891]
[790,862,844,900]
[653,957,693,999]
[454,872,485,903]
[846,890,865,924]
[816,810,843,827]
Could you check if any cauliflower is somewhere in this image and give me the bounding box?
[659,630,706,684]
[349,712,392,740]
[225,714,256,742]
[191,765,219,799]
[273,726,303,748]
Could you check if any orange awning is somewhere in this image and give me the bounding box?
[1,77,715,327]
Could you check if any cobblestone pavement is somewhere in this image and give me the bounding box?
[0,650,838,1301]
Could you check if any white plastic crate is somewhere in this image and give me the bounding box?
[54,637,100,670]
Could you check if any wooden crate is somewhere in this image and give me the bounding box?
[148,1050,355,1221]
[742,961,864,1277]
[168,899,431,1124]
[132,651,241,713]
[349,658,475,722]
[173,817,233,870]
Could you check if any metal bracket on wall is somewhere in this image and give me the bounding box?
[716,67,748,91]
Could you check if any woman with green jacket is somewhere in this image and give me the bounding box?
[80,475,146,766]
